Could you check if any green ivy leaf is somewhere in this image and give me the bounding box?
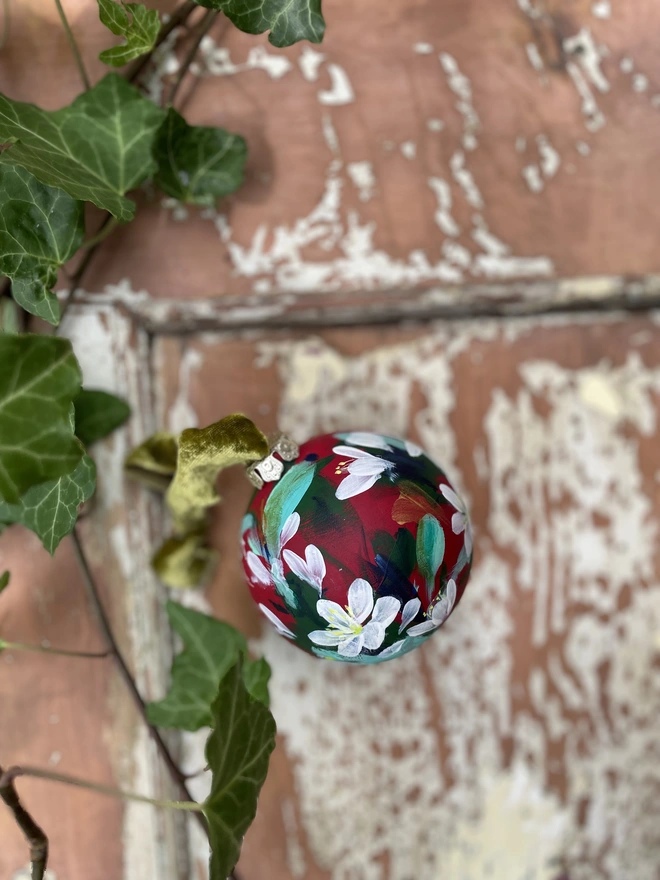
[195,0,324,48]
[0,334,83,503]
[203,659,276,880]
[0,74,165,222]
[74,389,130,446]
[0,165,85,326]
[416,513,444,600]
[147,602,271,731]
[153,108,247,207]
[0,571,9,593]
[0,454,95,554]
[97,0,160,67]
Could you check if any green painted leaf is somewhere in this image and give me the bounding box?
[203,659,276,880]
[416,513,444,599]
[0,165,85,326]
[0,334,82,503]
[263,459,315,555]
[97,0,160,66]
[74,389,130,446]
[0,571,9,593]
[153,108,247,206]
[147,602,270,731]
[0,74,165,221]
[0,454,96,554]
[195,0,324,48]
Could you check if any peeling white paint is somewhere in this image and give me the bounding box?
[414,42,434,55]
[347,161,376,202]
[576,140,591,156]
[564,28,611,94]
[439,53,480,150]
[400,140,417,160]
[536,135,560,179]
[450,150,483,209]
[620,56,634,74]
[168,347,203,432]
[197,38,293,79]
[427,118,445,132]
[318,63,355,106]
[525,42,545,74]
[428,177,460,237]
[298,46,326,82]
[591,0,611,18]
[633,73,649,93]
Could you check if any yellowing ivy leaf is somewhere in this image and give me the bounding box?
[0,74,165,221]
[195,0,325,48]
[153,108,247,206]
[0,165,84,326]
[147,602,271,731]
[0,454,96,554]
[0,335,82,503]
[203,659,276,879]
[97,0,160,67]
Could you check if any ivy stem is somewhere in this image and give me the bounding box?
[0,0,10,51]
[0,766,204,812]
[0,639,112,659]
[53,0,91,91]
[124,0,198,83]
[70,528,209,837]
[0,762,49,880]
[168,9,219,105]
[80,215,120,250]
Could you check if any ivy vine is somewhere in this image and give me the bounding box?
[0,1,326,878]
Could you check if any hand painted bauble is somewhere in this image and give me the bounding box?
[241,431,473,664]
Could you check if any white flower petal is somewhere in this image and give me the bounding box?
[316,599,355,632]
[308,629,345,647]
[399,597,421,633]
[279,512,300,549]
[271,557,284,581]
[342,432,393,451]
[283,548,311,584]
[348,578,374,623]
[247,551,272,585]
[362,621,385,650]
[440,483,463,512]
[464,520,473,558]
[333,445,384,461]
[446,578,457,608]
[338,633,364,656]
[451,511,466,536]
[405,440,423,457]
[259,604,294,639]
[406,619,437,637]
[336,471,381,500]
[348,458,388,477]
[305,545,326,591]
[431,581,456,626]
[378,640,405,658]
[371,595,401,628]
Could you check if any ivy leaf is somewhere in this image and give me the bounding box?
[0,571,9,593]
[195,0,325,48]
[147,602,271,731]
[0,74,165,221]
[0,165,85,326]
[97,0,160,67]
[0,334,83,503]
[153,108,247,207]
[74,389,130,446]
[0,454,95,554]
[203,659,277,880]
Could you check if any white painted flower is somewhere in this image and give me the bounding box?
[309,579,401,657]
[332,445,394,500]
[399,597,421,634]
[440,484,473,557]
[283,544,326,595]
[406,579,456,637]
[259,603,295,639]
[341,431,393,452]
[404,439,423,457]
[246,552,285,587]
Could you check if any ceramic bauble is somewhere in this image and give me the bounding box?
[241,431,472,663]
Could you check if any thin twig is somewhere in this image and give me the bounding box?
[0,639,112,659]
[0,762,49,880]
[124,0,198,83]
[70,528,209,838]
[53,0,90,90]
[0,0,10,51]
[168,9,219,105]
[1,766,203,812]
